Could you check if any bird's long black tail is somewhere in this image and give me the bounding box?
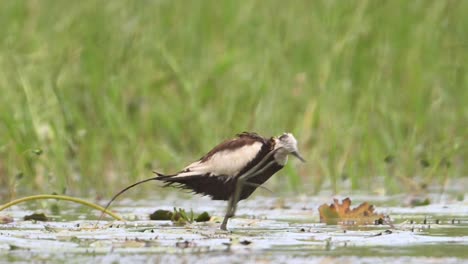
[97,172,168,222]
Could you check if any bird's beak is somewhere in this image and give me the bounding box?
[292,151,306,162]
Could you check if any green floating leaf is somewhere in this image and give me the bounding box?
[195,212,211,222]
[149,210,173,220]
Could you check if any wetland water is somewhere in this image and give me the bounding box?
[0,194,467,263]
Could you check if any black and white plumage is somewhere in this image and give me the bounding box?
[102,132,304,230]
[156,132,303,200]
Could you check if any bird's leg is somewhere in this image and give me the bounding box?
[230,149,280,209]
[220,196,235,231]
[223,159,278,230]
[230,178,244,217]
[219,149,282,230]
[233,159,278,209]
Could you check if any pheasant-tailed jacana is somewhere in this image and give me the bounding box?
[102,132,305,230]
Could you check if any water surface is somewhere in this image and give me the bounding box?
[1,194,467,263]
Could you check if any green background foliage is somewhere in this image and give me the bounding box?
[0,0,466,198]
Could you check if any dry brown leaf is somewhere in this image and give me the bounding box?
[318,197,385,225]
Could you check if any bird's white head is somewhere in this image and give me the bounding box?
[274,133,305,164]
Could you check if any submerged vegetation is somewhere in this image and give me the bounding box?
[0,1,466,198]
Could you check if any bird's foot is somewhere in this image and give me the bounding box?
[220,215,231,231]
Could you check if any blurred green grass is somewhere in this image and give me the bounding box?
[0,0,466,198]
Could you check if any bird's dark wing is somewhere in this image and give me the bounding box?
[156,172,236,200]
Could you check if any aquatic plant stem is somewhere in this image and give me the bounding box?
[0,194,124,221]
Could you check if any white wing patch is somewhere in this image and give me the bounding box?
[173,142,263,178]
